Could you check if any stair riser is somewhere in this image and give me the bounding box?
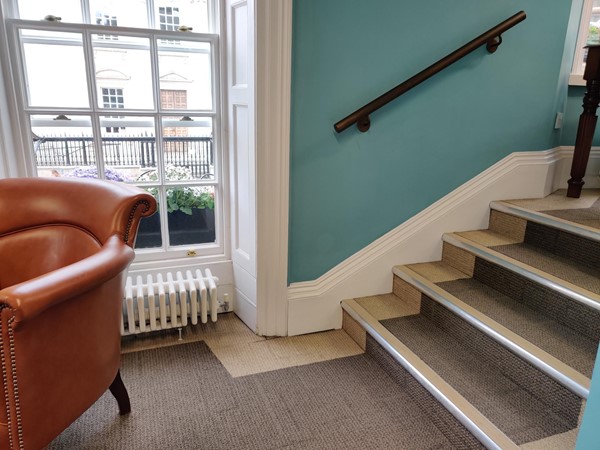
[490,211,600,272]
[472,258,600,341]
[441,243,600,341]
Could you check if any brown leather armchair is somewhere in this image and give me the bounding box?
[0,177,156,450]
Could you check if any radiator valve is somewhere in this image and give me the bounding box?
[223,293,230,311]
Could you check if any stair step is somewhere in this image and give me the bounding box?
[404,259,598,378]
[440,276,597,376]
[491,189,600,241]
[344,290,584,448]
[381,309,579,445]
[342,299,518,450]
[393,262,591,400]
[442,233,600,313]
[454,227,599,296]
[488,195,599,296]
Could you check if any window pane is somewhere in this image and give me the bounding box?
[30,114,96,178]
[161,117,213,181]
[158,39,213,111]
[167,185,215,246]
[100,116,157,182]
[135,191,162,249]
[21,30,89,108]
[158,6,181,32]
[17,0,82,22]
[89,0,148,28]
[93,35,154,109]
[155,1,209,33]
[590,1,600,44]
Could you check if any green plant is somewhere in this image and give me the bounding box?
[589,25,600,44]
[166,185,214,214]
[138,164,214,215]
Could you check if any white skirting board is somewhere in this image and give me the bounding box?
[286,147,600,336]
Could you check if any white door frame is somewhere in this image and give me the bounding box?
[255,0,292,336]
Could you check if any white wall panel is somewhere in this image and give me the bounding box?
[233,104,251,261]
[232,2,248,87]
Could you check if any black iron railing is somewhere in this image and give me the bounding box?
[33,135,213,178]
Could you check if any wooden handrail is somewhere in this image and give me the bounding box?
[334,11,527,133]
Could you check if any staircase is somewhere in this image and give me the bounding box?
[342,189,600,449]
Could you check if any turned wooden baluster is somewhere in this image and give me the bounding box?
[568,45,600,198]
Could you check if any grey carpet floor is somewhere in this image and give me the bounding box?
[381,314,577,445]
[491,243,600,295]
[437,278,598,377]
[48,341,457,450]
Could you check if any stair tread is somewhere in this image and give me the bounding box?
[436,277,598,377]
[400,261,592,397]
[490,242,599,295]
[381,313,577,445]
[456,229,600,295]
[500,189,600,234]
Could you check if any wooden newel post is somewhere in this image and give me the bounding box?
[568,45,600,198]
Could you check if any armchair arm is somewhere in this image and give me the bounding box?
[0,235,134,324]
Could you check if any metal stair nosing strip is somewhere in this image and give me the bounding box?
[490,201,600,243]
[443,233,600,314]
[341,299,520,450]
[393,265,591,399]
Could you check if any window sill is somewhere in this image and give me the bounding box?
[569,73,585,86]
[131,249,230,272]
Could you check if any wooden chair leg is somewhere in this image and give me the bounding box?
[109,370,131,415]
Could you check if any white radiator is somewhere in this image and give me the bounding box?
[121,269,228,336]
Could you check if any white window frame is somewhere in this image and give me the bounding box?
[4,12,228,265]
[571,0,598,85]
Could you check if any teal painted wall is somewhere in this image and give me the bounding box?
[577,346,600,449]
[289,0,574,283]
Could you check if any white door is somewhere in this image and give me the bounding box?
[225,0,257,331]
